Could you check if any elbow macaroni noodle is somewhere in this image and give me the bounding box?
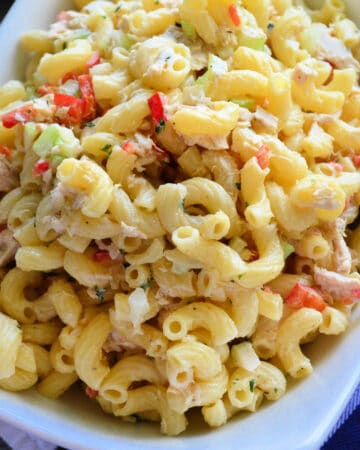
[0,0,359,436]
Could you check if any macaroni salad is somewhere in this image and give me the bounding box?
[0,0,360,435]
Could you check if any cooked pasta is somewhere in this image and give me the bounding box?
[0,0,359,437]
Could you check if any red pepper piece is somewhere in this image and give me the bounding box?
[2,105,34,128]
[78,74,96,121]
[93,250,112,263]
[85,386,98,399]
[54,93,85,126]
[229,4,241,26]
[148,92,167,123]
[122,141,136,154]
[256,144,270,170]
[61,72,78,84]
[352,155,360,167]
[285,283,327,312]
[33,160,50,177]
[0,145,11,157]
[351,289,360,299]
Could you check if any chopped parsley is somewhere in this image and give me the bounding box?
[62,42,68,50]
[235,182,241,191]
[238,274,243,279]
[119,248,126,255]
[249,379,256,392]
[274,388,278,393]
[267,23,275,32]
[155,118,166,134]
[85,121,96,128]
[101,15,107,19]
[114,5,121,12]
[233,378,239,384]
[154,0,160,4]
[175,22,181,28]
[140,276,154,290]
[101,144,113,156]
[94,286,107,303]
[245,201,249,207]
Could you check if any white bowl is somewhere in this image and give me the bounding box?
[0,1,360,449]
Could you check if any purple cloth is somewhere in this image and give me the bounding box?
[323,384,360,449]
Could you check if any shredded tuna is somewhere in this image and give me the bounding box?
[182,133,229,150]
[0,160,18,192]
[293,62,317,84]
[314,266,360,302]
[120,222,147,239]
[317,34,360,71]
[103,329,142,354]
[332,219,352,274]
[95,239,124,261]
[253,107,278,134]
[0,229,19,267]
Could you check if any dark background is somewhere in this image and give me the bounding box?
[0,0,359,449]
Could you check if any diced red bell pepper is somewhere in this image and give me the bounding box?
[229,4,241,26]
[54,93,85,126]
[78,74,96,121]
[85,386,98,398]
[61,72,78,84]
[2,105,35,128]
[86,51,101,71]
[33,159,50,177]
[285,283,327,312]
[122,141,136,155]
[256,144,270,170]
[93,250,112,263]
[0,145,11,157]
[351,289,360,299]
[352,155,360,167]
[148,92,167,123]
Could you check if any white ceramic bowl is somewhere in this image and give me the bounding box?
[0,1,360,449]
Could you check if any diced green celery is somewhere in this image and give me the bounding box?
[122,34,135,50]
[33,124,80,158]
[25,86,38,100]
[24,123,41,151]
[230,98,256,110]
[208,54,227,75]
[195,54,227,88]
[181,21,196,40]
[299,23,327,56]
[239,35,266,50]
[282,241,295,259]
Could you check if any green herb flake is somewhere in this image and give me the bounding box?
[238,274,243,279]
[155,118,166,134]
[235,182,241,190]
[274,387,278,393]
[140,277,154,290]
[267,23,275,32]
[114,5,121,12]
[85,121,96,128]
[249,379,256,392]
[282,241,295,259]
[101,144,113,156]
[154,0,160,4]
[101,15,107,19]
[245,201,249,207]
[175,22,181,28]
[233,378,239,384]
[119,248,126,255]
[94,286,107,303]
[62,42,68,50]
